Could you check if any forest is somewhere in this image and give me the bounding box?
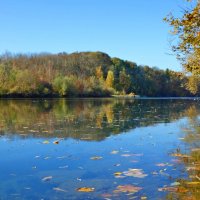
[0,51,199,97]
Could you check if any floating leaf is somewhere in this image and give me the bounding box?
[123,169,147,178]
[42,140,50,144]
[90,156,102,160]
[42,176,52,182]
[121,154,132,157]
[156,163,173,167]
[53,187,67,192]
[158,187,177,192]
[111,150,119,154]
[76,187,95,192]
[114,185,142,193]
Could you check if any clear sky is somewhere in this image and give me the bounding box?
[0,0,192,71]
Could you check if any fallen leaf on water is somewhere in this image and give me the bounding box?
[42,176,52,182]
[123,169,147,178]
[156,163,173,167]
[114,185,142,193]
[121,154,132,157]
[111,150,119,154]
[114,172,122,176]
[158,187,177,192]
[42,140,50,144]
[90,156,102,160]
[53,187,67,192]
[156,163,167,167]
[76,187,95,192]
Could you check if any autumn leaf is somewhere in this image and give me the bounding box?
[114,185,142,193]
[90,156,102,160]
[76,187,95,192]
[42,140,50,144]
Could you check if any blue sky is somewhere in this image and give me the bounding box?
[0,0,192,71]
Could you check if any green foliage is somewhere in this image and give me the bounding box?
[119,69,131,94]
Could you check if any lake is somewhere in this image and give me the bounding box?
[0,98,200,200]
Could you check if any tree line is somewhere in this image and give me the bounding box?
[0,51,198,97]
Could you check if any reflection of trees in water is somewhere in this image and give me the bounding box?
[166,105,200,200]
[0,99,200,141]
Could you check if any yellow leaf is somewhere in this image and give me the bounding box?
[43,140,50,144]
[76,187,95,192]
[114,172,122,176]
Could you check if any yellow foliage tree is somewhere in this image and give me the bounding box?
[96,66,104,81]
[106,70,114,88]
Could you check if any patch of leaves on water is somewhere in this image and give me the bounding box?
[114,185,142,194]
[123,169,148,178]
[156,163,173,167]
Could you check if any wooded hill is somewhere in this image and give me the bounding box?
[0,51,198,97]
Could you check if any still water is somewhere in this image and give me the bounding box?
[0,98,200,200]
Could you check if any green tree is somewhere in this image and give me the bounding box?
[119,69,131,94]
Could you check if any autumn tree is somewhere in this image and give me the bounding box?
[96,66,104,81]
[164,0,200,93]
[106,70,114,88]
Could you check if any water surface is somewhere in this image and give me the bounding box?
[0,98,200,199]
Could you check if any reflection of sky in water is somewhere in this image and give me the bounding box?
[0,99,199,199]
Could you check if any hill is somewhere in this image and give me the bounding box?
[0,51,197,97]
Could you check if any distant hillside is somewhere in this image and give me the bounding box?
[0,51,197,97]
